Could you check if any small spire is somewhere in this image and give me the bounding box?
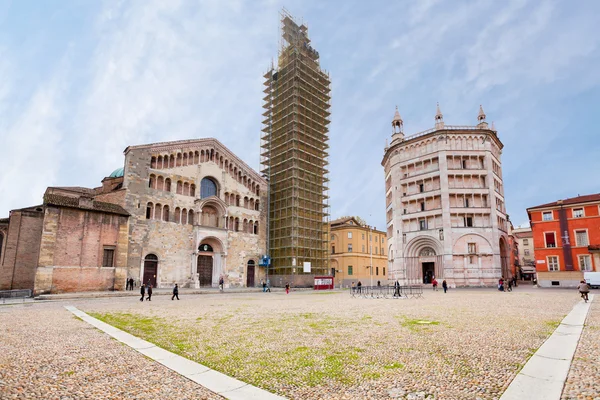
[392,106,402,122]
[392,106,404,135]
[435,102,444,129]
[491,121,496,131]
[478,105,486,122]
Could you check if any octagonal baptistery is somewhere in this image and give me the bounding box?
[122,138,267,289]
[382,105,510,287]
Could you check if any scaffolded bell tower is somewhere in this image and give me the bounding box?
[261,10,331,282]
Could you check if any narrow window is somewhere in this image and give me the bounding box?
[419,219,427,230]
[573,208,584,218]
[348,265,353,275]
[545,232,556,248]
[468,243,476,253]
[376,266,379,275]
[420,202,425,211]
[332,246,335,254]
[579,255,592,271]
[466,217,473,227]
[348,232,352,239]
[348,244,353,252]
[102,248,115,268]
[383,267,386,276]
[542,211,552,221]
[548,256,559,271]
[419,183,424,193]
[146,203,153,219]
[575,230,589,247]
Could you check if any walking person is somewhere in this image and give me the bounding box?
[146,284,153,301]
[219,276,224,292]
[442,280,448,293]
[266,279,271,292]
[351,281,356,295]
[432,278,438,291]
[262,280,266,292]
[394,280,400,297]
[285,282,290,294]
[357,281,362,294]
[507,278,513,292]
[129,278,134,291]
[578,280,590,303]
[172,283,179,300]
[140,283,145,302]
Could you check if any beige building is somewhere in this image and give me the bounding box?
[330,217,388,288]
[512,226,536,279]
[382,105,510,287]
[123,138,268,289]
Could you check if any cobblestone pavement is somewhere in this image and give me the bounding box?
[562,295,599,400]
[78,287,580,400]
[0,302,223,400]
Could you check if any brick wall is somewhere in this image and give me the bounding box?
[0,208,44,290]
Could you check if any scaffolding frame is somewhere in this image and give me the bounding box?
[261,10,331,276]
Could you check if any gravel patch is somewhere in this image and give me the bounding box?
[561,296,599,400]
[81,287,578,399]
[0,302,223,400]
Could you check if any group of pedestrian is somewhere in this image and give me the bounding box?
[498,276,518,292]
[125,278,136,290]
[139,283,153,301]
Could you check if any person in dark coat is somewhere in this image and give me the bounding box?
[146,284,153,301]
[172,283,179,300]
[140,284,145,301]
[442,280,448,293]
[357,281,362,294]
[285,282,290,294]
[394,280,400,297]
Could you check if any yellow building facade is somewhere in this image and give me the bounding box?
[330,217,389,288]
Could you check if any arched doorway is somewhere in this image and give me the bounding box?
[143,254,158,287]
[246,260,256,287]
[420,247,436,284]
[197,243,214,287]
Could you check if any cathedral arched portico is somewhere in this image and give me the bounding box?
[194,236,226,288]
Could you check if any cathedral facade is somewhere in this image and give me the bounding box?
[382,105,510,287]
[0,138,267,293]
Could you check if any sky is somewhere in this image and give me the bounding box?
[0,0,599,230]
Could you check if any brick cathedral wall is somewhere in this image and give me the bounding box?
[0,210,44,290]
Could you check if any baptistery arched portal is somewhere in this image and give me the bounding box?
[403,236,444,285]
[246,260,256,287]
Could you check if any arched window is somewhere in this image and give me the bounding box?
[162,205,169,222]
[157,155,163,169]
[183,182,190,196]
[157,176,164,191]
[243,219,248,233]
[151,156,156,168]
[235,217,240,232]
[255,200,260,211]
[200,178,218,199]
[183,153,188,166]
[244,197,249,208]
[190,184,196,197]
[154,204,162,220]
[194,151,199,164]
[174,207,181,224]
[165,178,171,192]
[146,202,153,219]
[149,174,156,189]
[176,153,182,167]
[181,208,188,225]
[188,210,194,225]
[253,221,258,235]
[169,154,175,168]
[177,180,183,195]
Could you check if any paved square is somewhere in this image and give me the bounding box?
[0,288,593,399]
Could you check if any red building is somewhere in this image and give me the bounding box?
[527,194,600,287]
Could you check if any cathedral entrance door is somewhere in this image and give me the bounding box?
[422,262,435,284]
[246,260,255,287]
[197,255,213,287]
[143,254,158,287]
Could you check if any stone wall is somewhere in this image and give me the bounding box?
[0,208,44,290]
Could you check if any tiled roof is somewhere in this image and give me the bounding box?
[50,186,98,195]
[528,193,600,210]
[44,194,129,216]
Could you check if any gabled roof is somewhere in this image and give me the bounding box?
[330,216,362,227]
[44,194,129,216]
[528,193,600,210]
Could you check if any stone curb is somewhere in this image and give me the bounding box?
[64,305,286,400]
[500,294,594,400]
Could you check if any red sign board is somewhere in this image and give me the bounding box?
[314,276,334,290]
